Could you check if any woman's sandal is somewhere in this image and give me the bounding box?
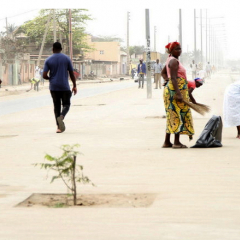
[172,144,188,149]
[162,143,173,148]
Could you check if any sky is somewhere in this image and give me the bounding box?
[0,0,239,60]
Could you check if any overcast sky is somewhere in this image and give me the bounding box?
[0,0,239,60]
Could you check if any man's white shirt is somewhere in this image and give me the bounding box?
[153,63,162,73]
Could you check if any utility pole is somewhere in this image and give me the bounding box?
[154,26,156,51]
[194,9,197,62]
[209,19,211,64]
[179,9,182,47]
[200,9,203,64]
[5,18,8,37]
[206,9,208,63]
[53,9,57,42]
[69,9,73,62]
[126,12,130,75]
[145,9,152,99]
[37,11,52,67]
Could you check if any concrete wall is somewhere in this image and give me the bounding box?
[85,42,121,63]
[1,62,35,86]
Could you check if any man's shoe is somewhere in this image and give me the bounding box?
[57,117,65,132]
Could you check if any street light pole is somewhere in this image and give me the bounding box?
[5,18,8,38]
[37,11,52,67]
[53,9,57,42]
[200,9,203,64]
[206,9,208,63]
[154,26,156,51]
[69,9,73,62]
[194,9,197,62]
[126,12,130,76]
[145,9,152,99]
[179,9,182,47]
[209,19,211,64]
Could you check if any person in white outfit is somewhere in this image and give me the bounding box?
[223,80,240,138]
[153,59,162,89]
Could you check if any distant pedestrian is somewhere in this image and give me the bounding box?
[190,60,197,80]
[206,62,211,79]
[137,59,146,89]
[40,67,44,85]
[197,69,207,82]
[153,59,162,89]
[131,68,135,79]
[43,42,77,133]
[212,65,216,74]
[18,72,22,85]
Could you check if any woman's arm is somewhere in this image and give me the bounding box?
[161,65,168,86]
[188,88,197,104]
[169,59,183,102]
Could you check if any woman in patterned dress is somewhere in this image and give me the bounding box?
[161,42,194,148]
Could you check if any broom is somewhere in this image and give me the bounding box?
[182,100,211,115]
[174,96,211,116]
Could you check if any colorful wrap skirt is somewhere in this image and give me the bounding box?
[163,77,194,139]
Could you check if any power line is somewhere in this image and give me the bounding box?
[0,9,39,21]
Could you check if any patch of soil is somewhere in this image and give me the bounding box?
[17,193,157,208]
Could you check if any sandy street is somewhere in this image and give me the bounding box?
[0,72,240,240]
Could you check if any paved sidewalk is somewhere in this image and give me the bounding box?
[0,72,240,240]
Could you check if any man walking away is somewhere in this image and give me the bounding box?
[153,59,162,89]
[43,42,77,133]
[137,59,146,89]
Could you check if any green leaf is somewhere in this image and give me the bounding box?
[51,175,60,183]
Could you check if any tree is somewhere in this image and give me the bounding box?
[35,144,94,206]
[92,35,123,42]
[19,9,92,53]
[7,24,18,35]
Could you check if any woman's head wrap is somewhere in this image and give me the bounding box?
[165,41,180,53]
[194,78,204,84]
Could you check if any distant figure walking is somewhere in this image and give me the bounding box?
[40,67,44,85]
[197,68,207,82]
[223,80,240,139]
[206,62,212,79]
[131,68,135,79]
[18,72,22,85]
[153,59,162,89]
[137,59,146,89]
[190,60,197,80]
[43,42,77,133]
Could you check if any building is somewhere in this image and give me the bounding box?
[84,36,121,77]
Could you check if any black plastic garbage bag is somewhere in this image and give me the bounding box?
[191,115,223,148]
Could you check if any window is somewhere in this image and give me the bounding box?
[100,50,104,55]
